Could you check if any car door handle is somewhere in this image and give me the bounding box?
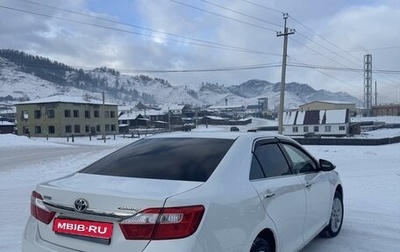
[305,183,312,189]
[264,193,275,199]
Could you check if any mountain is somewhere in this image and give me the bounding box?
[0,49,361,110]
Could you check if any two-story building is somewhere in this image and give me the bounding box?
[283,109,350,137]
[16,95,118,137]
[372,104,400,116]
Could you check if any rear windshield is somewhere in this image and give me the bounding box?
[80,138,234,182]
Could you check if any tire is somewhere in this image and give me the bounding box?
[250,238,272,252]
[321,191,344,238]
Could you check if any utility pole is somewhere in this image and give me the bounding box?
[277,13,295,134]
[102,91,106,143]
[364,54,372,117]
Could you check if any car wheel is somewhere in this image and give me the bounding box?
[321,191,344,238]
[250,238,272,252]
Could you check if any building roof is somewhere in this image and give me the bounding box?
[284,109,349,125]
[246,105,262,110]
[208,105,245,110]
[0,121,15,126]
[300,100,355,107]
[16,95,117,106]
[204,116,225,120]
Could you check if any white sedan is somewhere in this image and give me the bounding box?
[23,132,343,252]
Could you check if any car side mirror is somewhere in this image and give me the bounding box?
[319,159,336,171]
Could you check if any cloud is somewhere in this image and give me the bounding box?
[1,0,400,103]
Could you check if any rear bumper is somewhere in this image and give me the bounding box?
[23,216,76,252]
[23,216,205,252]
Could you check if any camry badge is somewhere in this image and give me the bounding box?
[74,198,89,212]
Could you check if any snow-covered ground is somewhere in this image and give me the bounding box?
[0,120,399,251]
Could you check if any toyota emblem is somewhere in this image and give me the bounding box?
[74,198,88,212]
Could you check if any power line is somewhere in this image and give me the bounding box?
[169,0,277,32]
[288,61,400,90]
[16,0,280,56]
[118,63,282,73]
[0,4,278,56]
[288,62,400,75]
[289,57,354,87]
[241,0,283,14]
[201,0,281,27]
[289,14,400,86]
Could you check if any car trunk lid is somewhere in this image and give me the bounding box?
[34,173,202,252]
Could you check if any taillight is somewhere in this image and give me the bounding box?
[30,191,55,225]
[119,205,204,240]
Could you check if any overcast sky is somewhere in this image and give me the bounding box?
[1,0,400,103]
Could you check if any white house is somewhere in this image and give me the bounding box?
[283,109,350,137]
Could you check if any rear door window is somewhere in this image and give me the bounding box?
[80,138,234,182]
[280,144,317,174]
[251,143,292,179]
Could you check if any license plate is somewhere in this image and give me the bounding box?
[53,218,113,239]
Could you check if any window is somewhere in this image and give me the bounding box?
[250,155,265,180]
[111,124,116,132]
[74,125,81,133]
[110,111,116,118]
[47,110,55,118]
[293,126,298,133]
[80,138,234,182]
[94,110,100,118]
[251,143,291,179]
[281,144,317,174]
[34,110,41,119]
[304,126,309,133]
[65,110,71,118]
[65,125,72,133]
[85,110,90,118]
[96,125,101,132]
[35,126,41,134]
[325,126,332,132]
[339,126,345,131]
[48,126,55,134]
[73,110,79,118]
[105,124,110,132]
[23,126,30,134]
[85,125,90,133]
[314,126,319,132]
[22,110,29,120]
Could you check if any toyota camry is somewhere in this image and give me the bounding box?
[23,132,343,252]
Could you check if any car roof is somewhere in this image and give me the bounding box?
[147,131,289,141]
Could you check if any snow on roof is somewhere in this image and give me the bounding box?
[208,105,244,110]
[323,109,348,124]
[0,121,15,126]
[283,111,297,125]
[205,116,225,120]
[118,112,142,120]
[16,95,117,106]
[301,100,355,106]
[296,111,306,124]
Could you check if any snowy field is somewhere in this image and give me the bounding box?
[0,121,399,251]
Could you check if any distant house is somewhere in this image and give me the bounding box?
[283,109,350,137]
[372,104,400,116]
[207,105,246,117]
[15,95,118,137]
[299,101,356,116]
[0,120,15,134]
[0,104,16,122]
[118,113,148,132]
[246,104,262,117]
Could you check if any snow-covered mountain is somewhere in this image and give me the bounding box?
[0,49,361,110]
